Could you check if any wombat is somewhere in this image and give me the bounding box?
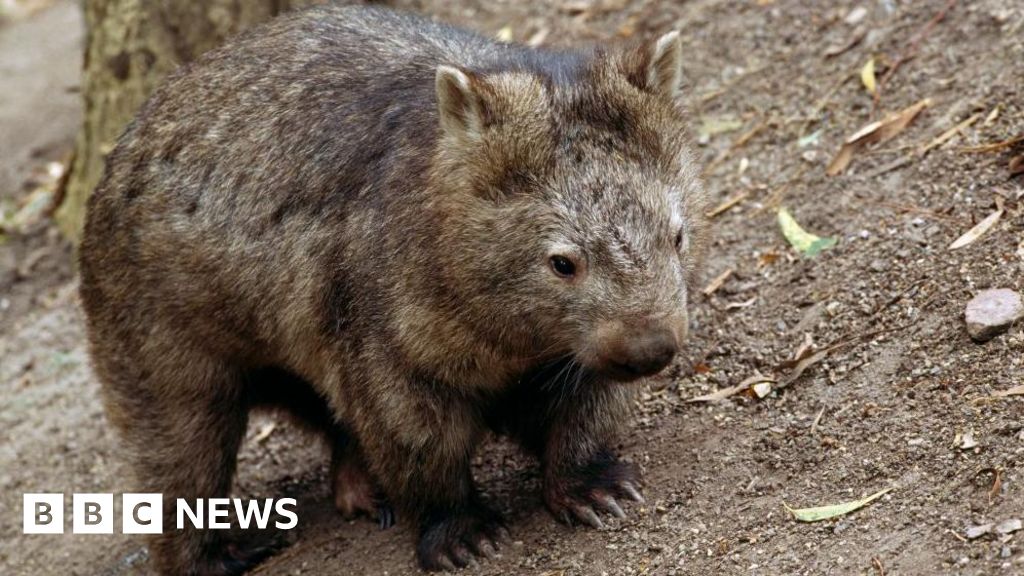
[79,4,708,574]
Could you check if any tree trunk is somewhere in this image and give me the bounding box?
[58,0,326,240]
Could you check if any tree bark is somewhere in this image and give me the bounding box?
[58,0,325,240]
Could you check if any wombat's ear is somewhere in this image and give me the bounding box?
[623,30,684,100]
[436,65,486,142]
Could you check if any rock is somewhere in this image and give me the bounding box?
[995,518,1022,535]
[965,289,1023,342]
[965,523,993,539]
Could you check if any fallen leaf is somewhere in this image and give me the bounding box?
[788,333,815,366]
[778,208,837,257]
[692,362,712,374]
[949,197,1004,250]
[860,58,877,95]
[983,106,1000,127]
[827,98,932,176]
[777,348,830,388]
[758,251,780,267]
[785,488,892,522]
[1011,154,1024,177]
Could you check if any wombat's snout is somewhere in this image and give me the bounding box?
[589,320,679,382]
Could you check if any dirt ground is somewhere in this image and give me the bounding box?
[2,1,1023,575]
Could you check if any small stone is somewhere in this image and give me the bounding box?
[845,6,868,25]
[966,523,993,539]
[995,518,1022,535]
[965,289,1024,342]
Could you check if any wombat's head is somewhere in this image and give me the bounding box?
[432,31,707,383]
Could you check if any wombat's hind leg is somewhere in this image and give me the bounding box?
[330,433,395,529]
[102,349,274,576]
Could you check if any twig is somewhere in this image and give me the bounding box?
[872,556,886,576]
[872,0,958,115]
[706,192,749,218]
[960,134,1024,153]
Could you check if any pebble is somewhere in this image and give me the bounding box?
[965,289,1024,342]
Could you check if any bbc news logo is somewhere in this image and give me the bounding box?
[23,494,298,534]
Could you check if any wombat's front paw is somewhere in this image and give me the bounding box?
[544,453,644,529]
[416,503,509,571]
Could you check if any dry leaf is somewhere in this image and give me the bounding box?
[860,58,877,95]
[949,197,1004,250]
[1011,154,1024,177]
[785,488,892,522]
[983,106,1000,127]
[827,98,932,176]
[778,208,837,257]
[758,251,780,267]
[778,348,830,388]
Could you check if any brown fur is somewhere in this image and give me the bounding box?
[79,5,708,574]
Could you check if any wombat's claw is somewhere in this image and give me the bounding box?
[572,504,604,529]
[416,505,507,572]
[620,481,645,504]
[378,504,396,530]
[545,456,643,528]
[597,493,627,519]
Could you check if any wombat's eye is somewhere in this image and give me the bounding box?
[549,255,577,278]
[674,230,684,250]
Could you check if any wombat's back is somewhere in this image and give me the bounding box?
[80,6,574,362]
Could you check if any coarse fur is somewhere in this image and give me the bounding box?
[79,4,708,574]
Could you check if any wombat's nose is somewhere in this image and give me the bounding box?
[606,327,677,380]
